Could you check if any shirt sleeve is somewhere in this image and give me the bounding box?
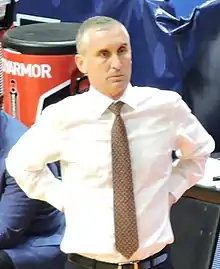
[169,95,215,202]
[5,104,64,211]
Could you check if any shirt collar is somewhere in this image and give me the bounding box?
[88,83,138,117]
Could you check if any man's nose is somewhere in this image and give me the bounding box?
[110,55,122,70]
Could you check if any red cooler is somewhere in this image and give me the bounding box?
[2,22,89,127]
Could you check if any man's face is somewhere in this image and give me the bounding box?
[75,24,132,99]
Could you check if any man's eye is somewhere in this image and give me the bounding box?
[100,51,109,57]
[118,47,127,54]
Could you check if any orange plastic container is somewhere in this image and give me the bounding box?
[2,22,89,127]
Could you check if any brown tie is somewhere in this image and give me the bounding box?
[109,101,139,259]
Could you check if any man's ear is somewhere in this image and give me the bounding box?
[75,54,87,74]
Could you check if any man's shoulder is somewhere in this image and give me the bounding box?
[133,86,182,105]
[133,86,181,99]
[42,91,95,125]
[4,112,27,130]
[45,91,91,111]
[0,112,27,152]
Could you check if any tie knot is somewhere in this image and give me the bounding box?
[108,101,124,116]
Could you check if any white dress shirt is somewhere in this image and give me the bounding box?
[6,84,215,263]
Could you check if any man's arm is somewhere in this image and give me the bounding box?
[169,94,215,202]
[0,170,39,249]
[5,104,64,211]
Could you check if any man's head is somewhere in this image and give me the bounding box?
[75,16,132,99]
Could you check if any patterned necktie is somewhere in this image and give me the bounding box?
[109,101,139,259]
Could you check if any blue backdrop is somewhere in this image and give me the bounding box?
[13,0,220,151]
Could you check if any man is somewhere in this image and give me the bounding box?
[6,16,215,269]
[0,0,17,30]
[0,109,66,269]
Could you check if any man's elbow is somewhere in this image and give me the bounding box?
[203,133,215,156]
[0,228,23,250]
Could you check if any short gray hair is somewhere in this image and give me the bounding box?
[76,16,126,54]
